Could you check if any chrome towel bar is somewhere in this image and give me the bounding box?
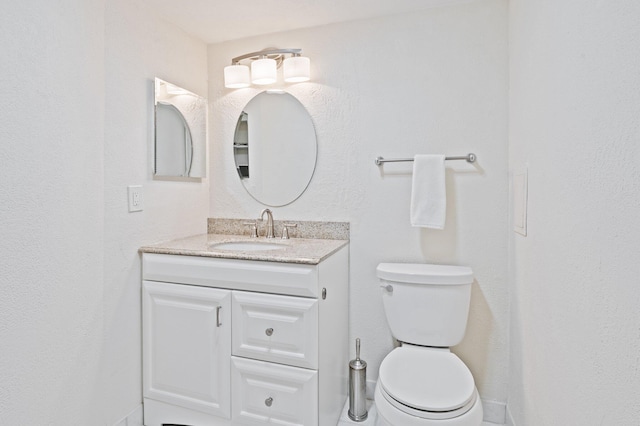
[375,153,476,165]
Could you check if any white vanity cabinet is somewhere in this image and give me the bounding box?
[141,245,348,426]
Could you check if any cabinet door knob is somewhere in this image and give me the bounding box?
[265,397,273,407]
[265,328,274,336]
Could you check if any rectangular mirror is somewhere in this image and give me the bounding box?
[154,78,207,178]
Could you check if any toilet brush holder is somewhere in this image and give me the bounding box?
[348,338,368,422]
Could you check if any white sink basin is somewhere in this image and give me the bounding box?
[210,241,287,251]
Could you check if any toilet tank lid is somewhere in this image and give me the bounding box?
[377,263,473,285]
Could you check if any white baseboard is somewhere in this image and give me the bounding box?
[113,405,143,426]
[481,399,506,424]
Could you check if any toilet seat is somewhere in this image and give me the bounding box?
[378,346,477,420]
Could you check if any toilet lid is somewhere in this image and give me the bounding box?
[379,346,476,413]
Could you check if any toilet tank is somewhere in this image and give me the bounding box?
[377,263,474,347]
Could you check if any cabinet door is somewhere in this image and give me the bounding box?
[232,291,318,369]
[143,281,231,418]
[231,356,318,426]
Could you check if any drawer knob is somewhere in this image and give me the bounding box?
[265,328,274,336]
[265,397,273,407]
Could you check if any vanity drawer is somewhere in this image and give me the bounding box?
[232,291,318,369]
[231,356,318,426]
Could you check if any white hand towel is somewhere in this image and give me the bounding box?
[410,154,446,229]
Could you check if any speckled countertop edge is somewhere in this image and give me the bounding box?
[139,233,349,265]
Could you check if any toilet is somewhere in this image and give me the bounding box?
[374,263,483,426]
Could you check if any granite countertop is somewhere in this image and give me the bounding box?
[139,233,349,265]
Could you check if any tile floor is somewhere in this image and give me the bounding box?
[336,400,504,426]
[124,401,504,426]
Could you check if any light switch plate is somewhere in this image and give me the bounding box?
[128,185,143,212]
[513,168,528,236]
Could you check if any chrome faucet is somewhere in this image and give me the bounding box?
[259,208,275,238]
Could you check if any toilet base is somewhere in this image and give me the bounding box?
[374,383,483,426]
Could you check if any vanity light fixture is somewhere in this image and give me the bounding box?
[283,55,311,83]
[251,57,277,85]
[224,65,251,89]
[224,48,310,89]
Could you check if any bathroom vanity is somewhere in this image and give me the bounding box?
[139,232,349,426]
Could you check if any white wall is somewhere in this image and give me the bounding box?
[209,0,509,403]
[508,0,640,424]
[0,0,208,424]
[0,1,106,424]
[104,0,209,424]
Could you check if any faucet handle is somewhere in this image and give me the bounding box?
[282,223,297,239]
[243,221,258,238]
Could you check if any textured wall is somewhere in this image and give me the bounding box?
[508,0,640,424]
[104,1,209,424]
[0,0,209,424]
[208,0,509,403]
[0,1,106,424]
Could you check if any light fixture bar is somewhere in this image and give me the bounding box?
[230,48,302,64]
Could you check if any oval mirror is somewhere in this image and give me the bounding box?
[233,91,317,206]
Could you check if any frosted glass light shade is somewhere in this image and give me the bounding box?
[224,64,250,88]
[251,58,277,85]
[283,56,310,83]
